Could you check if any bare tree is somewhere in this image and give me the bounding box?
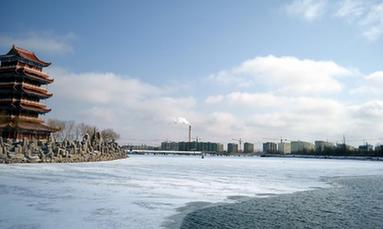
[47,120,78,141]
[63,120,76,141]
[47,119,66,141]
[101,128,120,142]
[47,119,119,142]
[77,123,97,139]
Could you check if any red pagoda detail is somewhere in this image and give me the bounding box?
[0,45,55,140]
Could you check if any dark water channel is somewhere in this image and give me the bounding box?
[179,176,383,229]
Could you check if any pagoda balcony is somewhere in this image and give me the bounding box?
[14,115,44,123]
[0,82,49,93]
[21,65,50,79]
[20,99,49,109]
[22,82,51,95]
[0,82,15,88]
[16,115,44,123]
[0,82,52,98]
[0,63,46,75]
[0,98,49,109]
[0,64,53,83]
[0,115,44,124]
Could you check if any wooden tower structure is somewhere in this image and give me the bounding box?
[0,45,55,140]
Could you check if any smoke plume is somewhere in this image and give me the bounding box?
[174,117,191,125]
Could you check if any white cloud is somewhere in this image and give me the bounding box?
[203,90,383,144]
[201,112,249,141]
[40,58,383,147]
[206,92,282,108]
[46,68,197,144]
[335,0,367,18]
[206,61,383,145]
[350,70,383,96]
[285,0,327,20]
[210,55,352,95]
[360,3,383,41]
[351,100,383,120]
[347,100,383,137]
[336,0,383,41]
[365,70,383,83]
[285,0,383,41]
[205,95,225,104]
[0,32,75,54]
[206,91,346,121]
[49,68,162,104]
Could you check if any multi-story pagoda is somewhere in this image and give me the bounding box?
[0,45,55,140]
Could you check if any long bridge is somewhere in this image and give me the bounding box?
[127,149,203,155]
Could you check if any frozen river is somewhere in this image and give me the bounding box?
[0,155,382,228]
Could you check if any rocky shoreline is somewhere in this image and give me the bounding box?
[0,132,127,164]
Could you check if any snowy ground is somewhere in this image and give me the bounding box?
[0,155,382,229]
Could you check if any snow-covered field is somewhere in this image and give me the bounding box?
[0,155,382,229]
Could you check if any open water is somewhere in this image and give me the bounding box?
[180,176,383,229]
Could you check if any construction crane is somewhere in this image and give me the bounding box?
[232,138,243,152]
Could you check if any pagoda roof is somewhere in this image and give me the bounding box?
[6,45,51,67]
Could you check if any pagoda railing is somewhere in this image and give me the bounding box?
[0,115,44,123]
[0,64,50,78]
[0,82,50,95]
[22,65,49,78]
[0,98,48,109]
[15,115,44,123]
[0,82,16,87]
[22,82,50,94]
[20,99,48,109]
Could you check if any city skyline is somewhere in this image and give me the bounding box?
[2,0,383,145]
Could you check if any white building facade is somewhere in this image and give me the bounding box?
[278,142,291,154]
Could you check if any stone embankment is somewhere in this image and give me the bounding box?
[0,132,127,163]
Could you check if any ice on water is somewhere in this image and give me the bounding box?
[0,155,382,228]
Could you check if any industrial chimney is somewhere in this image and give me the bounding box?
[188,125,192,142]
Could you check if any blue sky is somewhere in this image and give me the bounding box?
[2,0,383,147]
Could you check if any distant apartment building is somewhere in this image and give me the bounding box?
[123,145,159,151]
[200,142,224,153]
[263,142,277,154]
[314,141,334,152]
[375,145,383,153]
[291,141,315,153]
[177,141,223,152]
[217,143,224,153]
[336,143,355,151]
[243,142,254,153]
[161,141,179,151]
[227,143,239,153]
[358,144,373,152]
[277,142,291,154]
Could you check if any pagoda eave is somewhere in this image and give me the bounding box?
[19,104,51,114]
[23,71,54,84]
[22,87,53,99]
